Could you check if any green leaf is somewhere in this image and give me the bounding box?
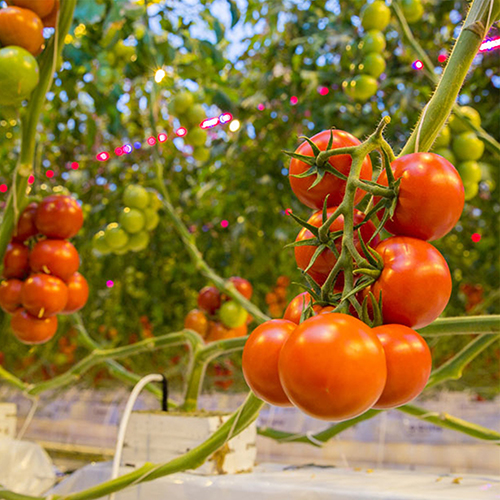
[289,212,319,236]
[285,238,320,249]
[304,244,327,274]
[228,0,240,28]
[283,151,316,166]
[308,170,325,190]
[298,135,321,156]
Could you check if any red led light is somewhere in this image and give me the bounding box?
[46,170,54,178]
[175,127,187,137]
[71,162,79,170]
[318,86,329,96]
[285,208,292,215]
[96,152,110,161]
[200,117,220,129]
[115,147,124,156]
[147,136,157,146]
[220,220,229,228]
[438,53,447,63]
[158,132,168,143]
[0,184,7,193]
[471,233,481,243]
[28,175,35,184]
[219,113,233,124]
[412,60,424,70]
[479,37,500,52]
[257,103,265,111]
[290,96,298,105]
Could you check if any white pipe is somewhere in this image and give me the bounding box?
[109,373,164,500]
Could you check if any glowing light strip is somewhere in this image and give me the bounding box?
[479,37,500,52]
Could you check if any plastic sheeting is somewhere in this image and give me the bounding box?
[0,438,55,495]
[50,461,500,500]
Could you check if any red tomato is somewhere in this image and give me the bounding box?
[372,324,432,409]
[61,272,89,314]
[29,239,80,281]
[376,153,464,241]
[11,309,58,344]
[35,195,84,239]
[242,319,297,406]
[3,242,30,279]
[13,202,39,242]
[0,279,23,313]
[279,313,386,420]
[370,237,452,329]
[0,7,44,56]
[289,130,372,209]
[295,207,380,286]
[41,0,58,27]
[22,273,68,317]
[197,286,221,315]
[226,276,253,300]
[10,0,55,18]
[283,292,321,324]
[184,309,208,337]
[205,321,247,342]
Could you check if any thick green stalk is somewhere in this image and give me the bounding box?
[418,315,500,336]
[0,0,77,260]
[400,0,500,155]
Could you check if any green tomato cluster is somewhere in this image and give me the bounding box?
[92,185,162,256]
[401,0,424,24]
[343,1,390,102]
[168,91,210,163]
[432,106,485,201]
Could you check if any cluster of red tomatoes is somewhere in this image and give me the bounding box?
[0,195,88,345]
[242,127,464,421]
[265,275,291,318]
[0,0,59,108]
[184,277,253,342]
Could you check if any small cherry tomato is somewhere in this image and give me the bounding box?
[0,7,44,56]
[3,242,30,279]
[226,276,253,300]
[0,279,23,313]
[10,0,55,18]
[279,313,387,421]
[184,309,209,337]
[41,0,59,28]
[372,324,432,409]
[242,319,297,406]
[13,202,39,242]
[61,272,89,314]
[29,239,80,281]
[219,301,248,328]
[197,286,221,315]
[289,130,372,210]
[11,309,58,344]
[370,237,452,329]
[22,273,68,317]
[376,153,464,241]
[205,321,247,342]
[35,195,84,239]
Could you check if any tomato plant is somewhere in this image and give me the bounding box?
[10,0,55,18]
[219,301,248,328]
[0,46,39,105]
[13,202,38,243]
[10,309,58,345]
[35,195,84,239]
[29,239,80,281]
[283,292,318,324]
[21,273,68,317]
[197,286,222,315]
[0,7,44,56]
[361,1,391,31]
[452,132,485,161]
[226,276,253,300]
[61,272,89,314]
[0,279,23,313]
[3,242,30,279]
[184,309,208,337]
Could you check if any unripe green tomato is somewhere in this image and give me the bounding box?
[192,147,210,163]
[92,230,112,255]
[434,148,456,166]
[348,74,378,101]
[360,30,386,54]
[458,161,482,184]
[401,0,424,23]
[452,132,484,161]
[128,231,150,252]
[169,92,194,116]
[463,181,478,201]
[123,184,149,209]
[143,208,160,231]
[0,46,39,105]
[219,301,248,328]
[360,53,386,78]
[119,207,145,233]
[449,106,482,133]
[185,104,206,126]
[433,126,451,148]
[0,105,19,121]
[186,127,207,147]
[146,188,162,211]
[104,223,129,249]
[361,1,391,31]
[114,243,130,255]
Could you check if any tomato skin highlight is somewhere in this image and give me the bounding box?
[376,153,464,241]
[289,130,372,210]
[35,195,84,239]
[0,7,44,56]
[11,309,58,345]
[61,272,89,314]
[243,319,297,406]
[294,207,380,286]
[371,237,452,329]
[372,324,432,409]
[0,279,23,313]
[21,273,69,317]
[29,239,80,281]
[279,313,386,421]
[3,242,30,279]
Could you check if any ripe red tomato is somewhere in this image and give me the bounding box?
[0,7,44,56]
[35,195,84,239]
[21,273,68,317]
[3,242,30,279]
[279,313,386,420]
[29,239,80,281]
[376,153,464,241]
[283,292,321,324]
[289,130,372,209]
[197,286,221,315]
[242,319,297,406]
[226,276,253,300]
[370,237,452,329]
[372,324,432,409]
[10,0,55,18]
[205,321,247,342]
[295,207,380,286]
[0,279,23,313]
[13,202,39,242]
[61,272,89,314]
[11,309,58,344]
[41,0,58,27]
[184,309,208,337]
